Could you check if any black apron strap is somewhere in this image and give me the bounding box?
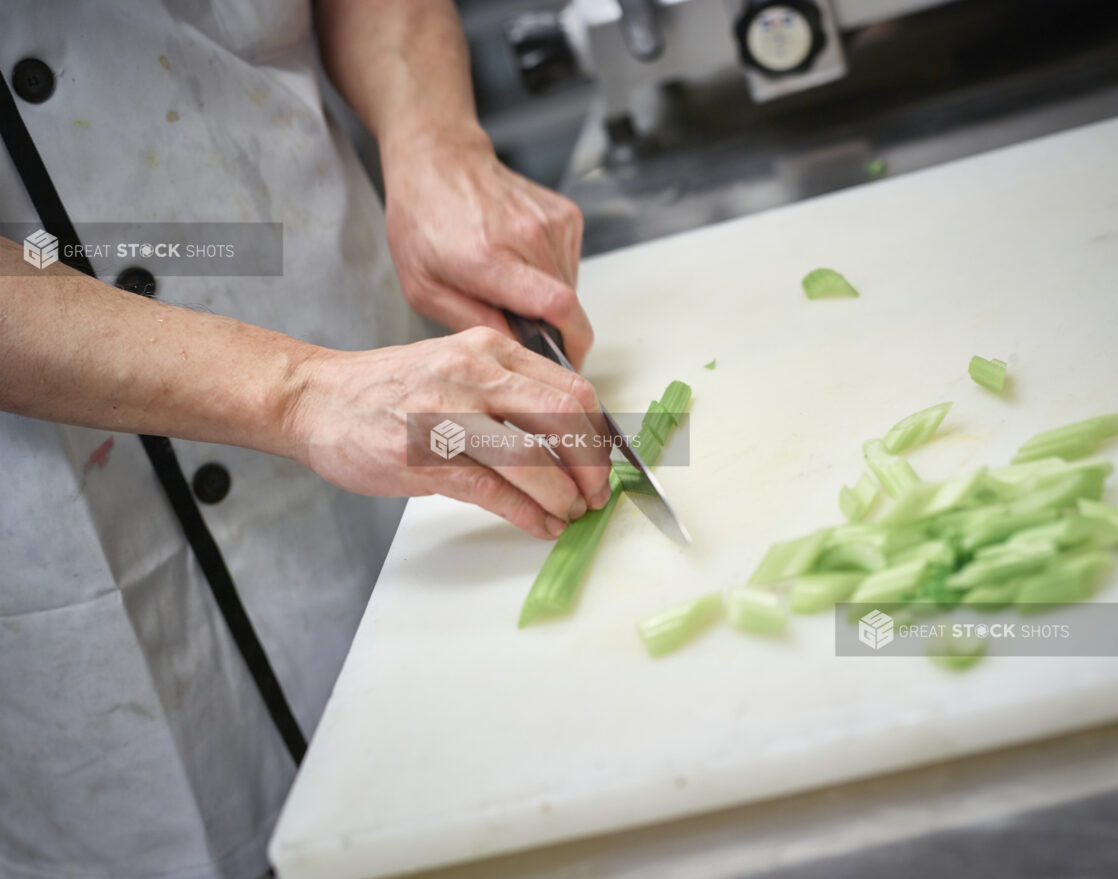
[0,68,306,765]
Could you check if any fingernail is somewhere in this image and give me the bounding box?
[591,484,612,509]
[568,497,588,520]
[546,516,567,537]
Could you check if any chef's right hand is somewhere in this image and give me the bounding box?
[289,326,613,539]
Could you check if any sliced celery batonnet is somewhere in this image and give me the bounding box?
[703,359,717,371]
[519,381,692,627]
[863,439,921,498]
[748,529,831,585]
[946,539,1058,590]
[1079,498,1118,526]
[968,355,1007,393]
[850,559,930,604]
[789,572,864,614]
[882,402,953,453]
[637,592,723,657]
[1012,414,1118,464]
[727,586,788,636]
[802,268,860,299]
[839,472,879,522]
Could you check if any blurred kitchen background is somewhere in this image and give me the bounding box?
[328,0,1118,256]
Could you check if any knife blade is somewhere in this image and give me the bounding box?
[502,311,692,546]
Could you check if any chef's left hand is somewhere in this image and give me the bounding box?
[382,128,594,369]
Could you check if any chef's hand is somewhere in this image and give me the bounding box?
[382,130,594,369]
[292,327,612,539]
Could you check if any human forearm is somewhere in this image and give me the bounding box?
[315,0,488,168]
[0,238,315,459]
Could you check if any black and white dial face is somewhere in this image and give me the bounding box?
[746,5,815,72]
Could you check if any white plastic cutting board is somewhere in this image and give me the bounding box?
[271,117,1118,879]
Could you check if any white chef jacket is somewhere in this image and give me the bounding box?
[0,2,431,877]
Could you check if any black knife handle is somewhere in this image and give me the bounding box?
[501,309,568,365]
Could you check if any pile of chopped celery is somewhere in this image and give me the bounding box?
[518,380,692,627]
[634,405,1118,664]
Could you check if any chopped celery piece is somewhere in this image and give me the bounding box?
[851,559,929,604]
[839,472,879,522]
[1078,498,1118,527]
[789,573,864,614]
[520,381,690,627]
[927,634,988,671]
[802,268,860,299]
[1008,515,1118,550]
[891,539,957,571]
[1009,469,1106,514]
[882,469,986,526]
[956,506,1061,552]
[961,582,1018,609]
[1012,414,1118,463]
[968,355,1007,393]
[659,380,692,426]
[865,158,889,178]
[642,400,673,446]
[883,402,953,453]
[518,470,624,627]
[986,457,1113,503]
[815,541,887,573]
[863,439,921,498]
[947,539,1057,590]
[749,530,831,585]
[1015,566,1094,611]
[727,587,787,636]
[703,359,717,371]
[637,593,723,657]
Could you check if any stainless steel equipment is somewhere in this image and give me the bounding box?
[506,0,961,141]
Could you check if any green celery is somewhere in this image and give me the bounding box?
[802,268,860,299]
[727,587,788,636]
[814,541,887,573]
[883,402,953,453]
[947,539,1057,589]
[637,593,723,657]
[789,572,864,614]
[1007,515,1118,551]
[660,381,692,426]
[956,506,1061,552]
[1009,469,1106,514]
[749,530,831,585]
[882,469,987,526]
[890,539,957,571]
[1078,498,1118,526]
[520,381,691,627]
[518,470,624,627]
[1012,414,1118,464]
[851,559,930,604]
[961,582,1019,609]
[642,401,674,446]
[703,359,717,371]
[969,355,1007,393]
[863,439,921,498]
[839,472,879,522]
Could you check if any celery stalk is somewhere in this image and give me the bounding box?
[749,530,831,585]
[789,572,864,614]
[637,593,723,657]
[642,401,674,446]
[1078,498,1118,527]
[519,381,691,627]
[851,559,930,604]
[839,472,879,522]
[883,402,953,453]
[969,355,1007,393]
[727,587,787,635]
[1012,414,1118,464]
[947,539,1057,589]
[518,470,624,627]
[863,439,921,498]
[928,634,988,671]
[802,268,860,299]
